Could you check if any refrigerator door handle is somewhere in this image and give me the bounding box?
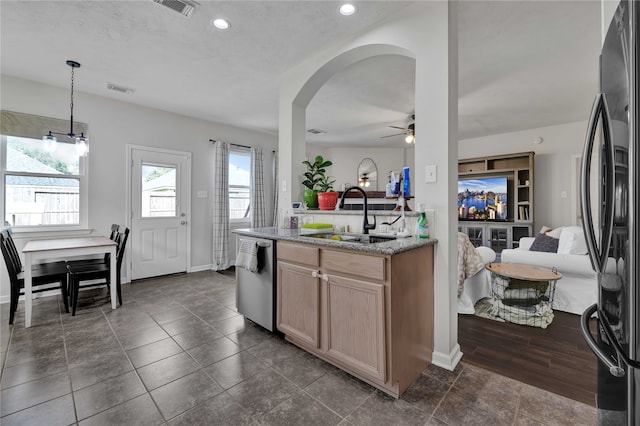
[580,93,616,273]
[580,303,625,377]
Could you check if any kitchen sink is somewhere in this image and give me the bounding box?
[301,233,397,244]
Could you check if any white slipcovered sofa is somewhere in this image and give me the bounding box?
[501,226,598,315]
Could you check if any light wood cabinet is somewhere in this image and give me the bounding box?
[326,274,386,382]
[277,261,321,348]
[276,240,434,397]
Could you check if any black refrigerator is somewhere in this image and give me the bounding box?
[580,1,639,425]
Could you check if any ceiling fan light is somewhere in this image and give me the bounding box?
[405,134,415,144]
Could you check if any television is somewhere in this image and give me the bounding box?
[458,176,508,221]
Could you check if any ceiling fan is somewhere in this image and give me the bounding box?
[381,115,415,144]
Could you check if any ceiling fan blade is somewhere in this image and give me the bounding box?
[388,126,409,130]
[380,133,405,138]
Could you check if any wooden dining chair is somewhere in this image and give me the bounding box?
[67,227,129,315]
[0,231,69,324]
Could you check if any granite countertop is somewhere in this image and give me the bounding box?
[231,227,437,255]
[302,209,421,217]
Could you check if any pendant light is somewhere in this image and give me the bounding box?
[43,60,89,156]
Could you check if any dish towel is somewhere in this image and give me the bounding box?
[236,239,259,273]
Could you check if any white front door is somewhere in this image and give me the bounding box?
[129,146,191,280]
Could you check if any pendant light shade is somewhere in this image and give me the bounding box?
[43,60,89,156]
[43,133,57,152]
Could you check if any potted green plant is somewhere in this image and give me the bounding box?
[317,175,339,210]
[302,155,332,209]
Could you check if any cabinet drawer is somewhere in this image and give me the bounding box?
[277,242,320,267]
[322,249,386,281]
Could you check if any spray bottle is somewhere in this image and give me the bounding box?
[415,203,430,239]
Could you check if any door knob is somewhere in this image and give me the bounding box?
[181,221,187,225]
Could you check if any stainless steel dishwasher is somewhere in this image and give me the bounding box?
[235,236,276,331]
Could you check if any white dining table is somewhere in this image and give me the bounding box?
[21,236,118,328]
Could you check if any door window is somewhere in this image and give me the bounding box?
[141,164,176,218]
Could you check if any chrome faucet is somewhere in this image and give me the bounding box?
[337,186,376,234]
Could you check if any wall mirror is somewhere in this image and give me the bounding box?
[357,158,378,191]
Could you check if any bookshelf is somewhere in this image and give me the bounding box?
[458,151,535,251]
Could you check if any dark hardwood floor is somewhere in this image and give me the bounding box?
[458,311,598,407]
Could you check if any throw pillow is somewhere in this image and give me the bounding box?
[538,225,552,234]
[529,233,559,253]
[558,226,588,255]
[546,227,563,239]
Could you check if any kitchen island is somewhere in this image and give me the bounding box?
[232,227,437,397]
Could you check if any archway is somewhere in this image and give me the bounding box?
[277,2,459,371]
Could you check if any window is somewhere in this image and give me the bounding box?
[2,135,87,229]
[229,148,251,221]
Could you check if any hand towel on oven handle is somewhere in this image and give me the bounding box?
[236,239,259,273]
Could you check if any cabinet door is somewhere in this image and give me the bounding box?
[277,262,321,348]
[325,274,386,383]
[466,226,484,247]
[488,226,510,253]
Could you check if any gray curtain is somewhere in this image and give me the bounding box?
[272,150,279,227]
[211,141,231,270]
[250,146,267,228]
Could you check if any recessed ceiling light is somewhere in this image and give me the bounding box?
[212,18,230,30]
[338,4,357,16]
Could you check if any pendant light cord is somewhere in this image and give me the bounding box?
[69,64,75,136]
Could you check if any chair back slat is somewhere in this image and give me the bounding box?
[1,227,23,272]
[101,224,121,263]
[109,224,120,241]
[0,232,20,284]
[115,227,130,270]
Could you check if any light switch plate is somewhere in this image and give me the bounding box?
[425,165,437,183]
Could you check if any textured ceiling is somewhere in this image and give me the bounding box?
[1,1,601,147]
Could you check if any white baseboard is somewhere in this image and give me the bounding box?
[190,264,213,272]
[431,343,463,371]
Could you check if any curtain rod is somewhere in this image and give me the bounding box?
[209,139,251,150]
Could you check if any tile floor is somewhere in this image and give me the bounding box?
[1,270,597,425]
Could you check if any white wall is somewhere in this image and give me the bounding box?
[1,75,277,299]
[306,145,414,192]
[459,120,588,230]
